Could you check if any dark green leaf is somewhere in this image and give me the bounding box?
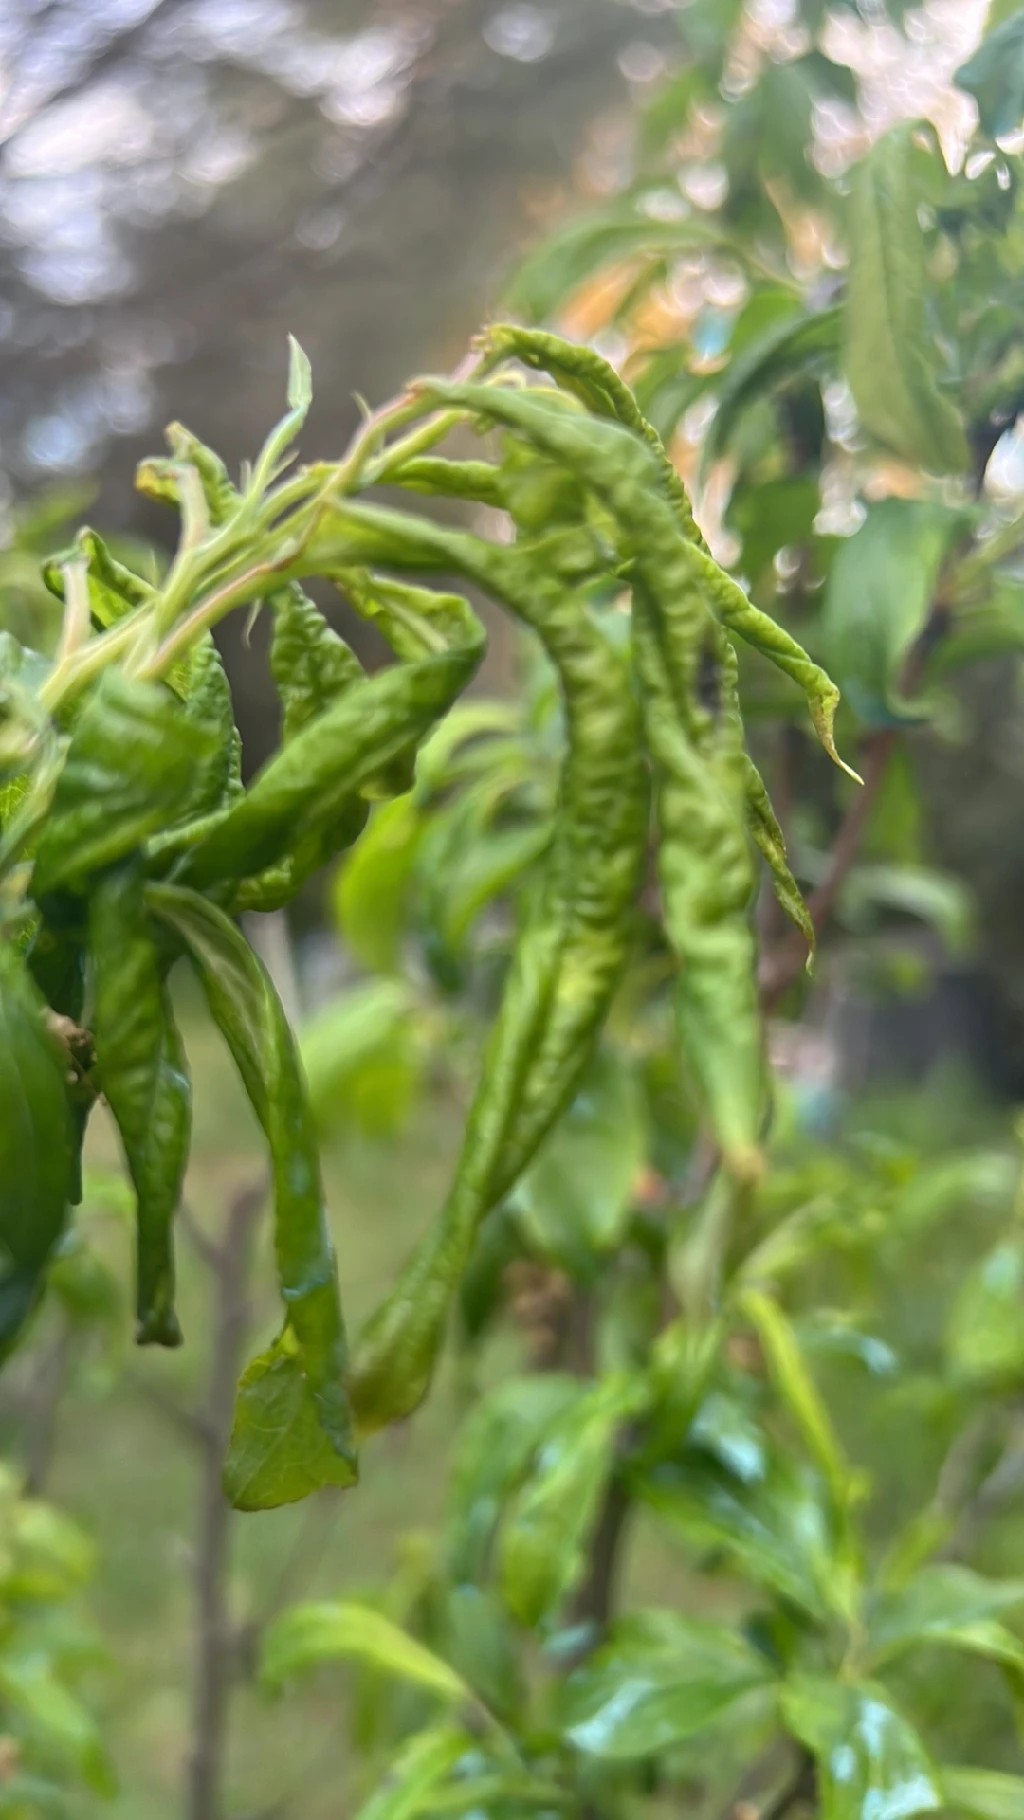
[146,884,355,1509]
[89,864,189,1346]
[820,500,963,727]
[562,1611,773,1761]
[706,310,840,470]
[0,946,75,1358]
[955,13,1024,138]
[32,672,215,898]
[727,478,820,588]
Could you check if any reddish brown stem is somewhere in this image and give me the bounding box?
[759,729,896,1011]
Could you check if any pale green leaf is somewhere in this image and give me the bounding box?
[868,1564,1024,1673]
[262,1601,469,1702]
[943,1767,1024,1820]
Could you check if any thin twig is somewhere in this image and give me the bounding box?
[127,1372,214,1450]
[186,1178,264,1820]
[760,730,896,1010]
[23,1318,72,1495]
[760,601,950,1010]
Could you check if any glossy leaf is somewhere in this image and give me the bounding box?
[561,1611,773,1761]
[638,1451,839,1620]
[498,1374,643,1628]
[781,1678,941,1820]
[269,585,363,745]
[446,1376,583,1583]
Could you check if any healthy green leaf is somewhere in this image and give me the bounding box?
[843,126,968,474]
[781,1678,941,1820]
[299,977,421,1136]
[840,863,975,954]
[561,1611,773,1761]
[705,310,840,470]
[737,1286,850,1507]
[351,1728,475,1820]
[333,795,423,975]
[0,1654,116,1798]
[498,1374,643,1628]
[820,501,963,727]
[262,1601,469,1702]
[943,1767,1024,1820]
[867,1564,1024,1672]
[638,1451,839,1620]
[946,1242,1024,1386]
[446,1376,584,1584]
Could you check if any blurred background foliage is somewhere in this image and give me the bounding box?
[6,0,1024,1816]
